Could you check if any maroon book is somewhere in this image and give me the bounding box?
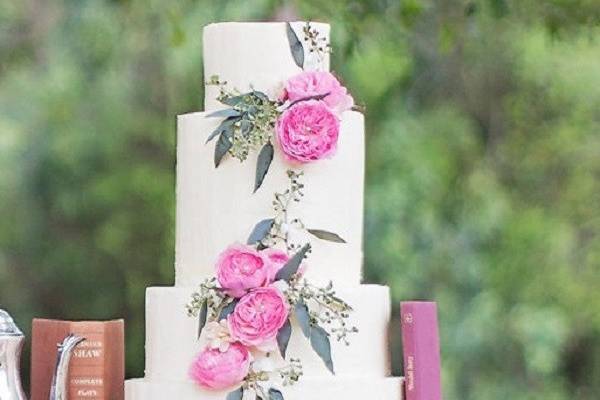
[400,302,443,400]
[31,319,124,400]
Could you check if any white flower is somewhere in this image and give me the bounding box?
[202,320,233,352]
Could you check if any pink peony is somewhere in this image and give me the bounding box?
[189,342,251,390]
[228,286,289,349]
[216,244,271,298]
[282,71,354,115]
[276,100,340,163]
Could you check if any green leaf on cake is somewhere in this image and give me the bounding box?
[310,325,335,374]
[307,229,346,243]
[221,94,244,107]
[206,116,240,143]
[247,218,275,245]
[274,243,311,282]
[206,108,241,119]
[197,301,208,339]
[277,318,292,358]
[214,129,233,167]
[254,142,274,192]
[226,387,244,400]
[268,388,284,400]
[218,299,239,320]
[294,301,311,338]
[286,22,304,69]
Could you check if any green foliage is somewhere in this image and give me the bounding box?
[1,0,600,398]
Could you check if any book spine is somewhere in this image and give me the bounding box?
[401,301,443,400]
[401,303,418,400]
[68,325,106,399]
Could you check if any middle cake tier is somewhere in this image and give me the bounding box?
[144,285,392,381]
[175,110,365,287]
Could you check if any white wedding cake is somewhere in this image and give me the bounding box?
[125,22,404,400]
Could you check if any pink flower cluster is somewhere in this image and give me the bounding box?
[188,72,356,392]
[277,71,354,163]
[190,244,294,391]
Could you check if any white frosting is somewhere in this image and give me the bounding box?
[175,111,365,287]
[203,22,330,110]
[144,286,392,381]
[126,377,404,400]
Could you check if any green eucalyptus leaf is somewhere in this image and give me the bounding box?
[221,94,248,106]
[247,218,275,245]
[226,387,244,400]
[206,126,223,144]
[274,243,311,282]
[197,301,208,339]
[295,301,311,338]
[286,22,304,69]
[218,299,239,320]
[206,108,241,119]
[254,143,274,192]
[206,116,240,144]
[310,325,334,374]
[277,319,292,358]
[307,229,347,243]
[268,388,284,400]
[214,129,233,167]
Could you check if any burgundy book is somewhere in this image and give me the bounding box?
[31,319,124,400]
[400,301,442,400]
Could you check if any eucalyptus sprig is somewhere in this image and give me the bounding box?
[186,278,223,319]
[205,75,280,191]
[286,22,331,69]
[302,22,331,61]
[247,170,346,249]
[227,359,303,400]
[277,358,303,386]
[187,278,236,339]
[286,279,358,346]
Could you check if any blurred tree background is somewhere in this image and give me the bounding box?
[1,0,600,398]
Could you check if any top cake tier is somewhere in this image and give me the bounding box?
[203,22,331,110]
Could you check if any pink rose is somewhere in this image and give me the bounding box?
[262,248,306,279]
[228,287,289,349]
[189,342,251,390]
[216,244,270,298]
[276,100,340,163]
[282,71,354,115]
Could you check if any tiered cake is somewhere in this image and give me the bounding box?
[125,22,404,399]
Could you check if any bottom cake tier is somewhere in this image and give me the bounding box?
[125,377,404,399]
